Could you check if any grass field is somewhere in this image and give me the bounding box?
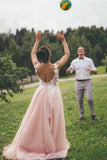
[0,76,107,160]
[96,65,107,74]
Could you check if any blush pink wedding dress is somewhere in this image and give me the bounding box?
[3,63,70,160]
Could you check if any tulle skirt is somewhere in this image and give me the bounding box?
[3,85,70,160]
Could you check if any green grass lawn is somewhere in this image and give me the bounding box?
[96,65,107,74]
[0,76,107,160]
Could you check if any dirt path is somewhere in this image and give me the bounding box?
[23,74,107,89]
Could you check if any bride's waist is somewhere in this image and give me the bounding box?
[39,82,58,86]
[40,85,58,88]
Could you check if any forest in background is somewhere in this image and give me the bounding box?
[0,25,107,77]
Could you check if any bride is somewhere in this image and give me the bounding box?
[3,30,70,160]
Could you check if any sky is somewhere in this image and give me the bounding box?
[0,0,107,34]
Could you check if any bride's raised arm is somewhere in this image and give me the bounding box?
[56,32,70,70]
[31,30,42,67]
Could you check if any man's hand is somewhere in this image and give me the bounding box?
[86,68,97,74]
[86,68,92,72]
[66,67,73,75]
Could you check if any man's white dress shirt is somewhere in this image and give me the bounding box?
[70,56,96,80]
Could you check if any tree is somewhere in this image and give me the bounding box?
[0,26,107,77]
[21,31,35,75]
[101,55,107,73]
[15,28,27,46]
[0,55,29,102]
[0,35,6,52]
[92,44,103,66]
[9,39,23,67]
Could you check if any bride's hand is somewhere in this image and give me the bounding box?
[35,30,42,41]
[57,32,65,42]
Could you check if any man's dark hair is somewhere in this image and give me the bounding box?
[78,46,86,53]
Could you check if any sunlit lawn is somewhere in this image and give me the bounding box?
[96,65,107,74]
[0,76,107,160]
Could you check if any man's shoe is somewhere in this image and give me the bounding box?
[91,114,98,120]
[77,117,84,121]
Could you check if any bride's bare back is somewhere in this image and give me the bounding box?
[36,63,56,82]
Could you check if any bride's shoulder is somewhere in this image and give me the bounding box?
[34,63,40,69]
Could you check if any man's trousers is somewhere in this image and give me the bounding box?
[75,79,94,117]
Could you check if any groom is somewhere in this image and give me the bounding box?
[66,46,98,120]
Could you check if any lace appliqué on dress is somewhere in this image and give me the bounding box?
[34,63,59,86]
[34,63,39,74]
[47,86,61,108]
[34,63,60,109]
